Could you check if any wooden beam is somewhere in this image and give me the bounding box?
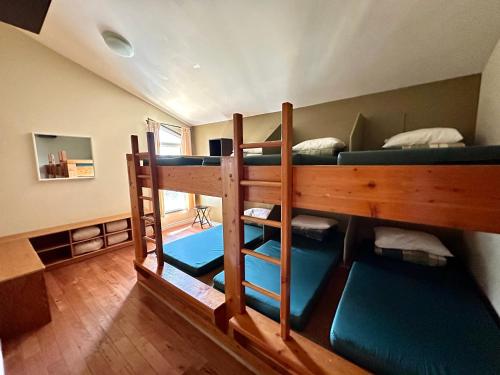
[243,164,500,234]
[137,165,222,197]
[240,141,282,149]
[136,162,500,234]
[222,156,246,321]
[241,249,280,266]
[240,216,281,228]
[280,102,293,340]
[229,309,368,375]
[242,281,280,301]
[233,113,246,315]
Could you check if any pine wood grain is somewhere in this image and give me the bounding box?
[229,308,367,375]
[134,160,500,234]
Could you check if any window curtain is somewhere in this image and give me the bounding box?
[180,126,196,210]
[145,118,166,218]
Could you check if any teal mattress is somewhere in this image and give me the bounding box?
[337,145,500,165]
[202,153,338,166]
[330,246,500,375]
[163,224,262,276]
[213,233,344,330]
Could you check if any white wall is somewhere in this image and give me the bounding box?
[0,23,187,236]
[463,38,500,314]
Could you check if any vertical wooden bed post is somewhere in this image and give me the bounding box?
[233,113,246,313]
[280,102,293,339]
[129,135,147,261]
[222,114,246,318]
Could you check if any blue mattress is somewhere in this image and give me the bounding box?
[163,224,262,276]
[337,145,500,165]
[213,233,344,330]
[330,248,500,375]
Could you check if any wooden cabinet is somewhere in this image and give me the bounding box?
[25,214,133,269]
[0,239,51,338]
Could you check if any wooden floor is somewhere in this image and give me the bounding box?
[302,267,349,348]
[2,223,253,375]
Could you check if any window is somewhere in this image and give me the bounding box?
[159,125,188,213]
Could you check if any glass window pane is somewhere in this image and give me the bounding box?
[160,127,181,144]
[163,190,187,213]
[159,145,181,155]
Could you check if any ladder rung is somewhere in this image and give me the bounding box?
[242,281,280,301]
[139,196,152,201]
[146,249,156,255]
[143,236,156,243]
[241,248,280,265]
[240,180,281,188]
[137,174,150,179]
[141,216,155,223]
[240,141,282,149]
[241,215,281,228]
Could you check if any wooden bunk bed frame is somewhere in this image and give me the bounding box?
[127,103,500,374]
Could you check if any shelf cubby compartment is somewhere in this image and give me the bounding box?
[37,245,72,265]
[30,231,70,253]
[105,229,132,247]
[70,224,104,243]
[27,214,134,269]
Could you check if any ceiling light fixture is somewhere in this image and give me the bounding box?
[193,64,201,69]
[101,31,134,58]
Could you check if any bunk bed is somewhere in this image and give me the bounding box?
[127,103,500,374]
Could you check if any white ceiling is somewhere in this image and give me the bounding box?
[29,0,500,125]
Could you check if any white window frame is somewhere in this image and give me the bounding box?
[159,125,187,214]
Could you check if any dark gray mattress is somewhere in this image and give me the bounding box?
[203,154,338,166]
[144,156,204,166]
[337,145,500,165]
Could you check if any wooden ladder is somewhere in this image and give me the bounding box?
[234,102,293,339]
[130,132,164,264]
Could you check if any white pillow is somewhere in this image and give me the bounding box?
[73,238,104,255]
[107,232,129,246]
[72,226,101,241]
[106,219,128,233]
[374,227,453,257]
[383,128,463,149]
[244,207,271,219]
[292,215,338,230]
[230,148,263,156]
[293,137,345,152]
[244,148,263,154]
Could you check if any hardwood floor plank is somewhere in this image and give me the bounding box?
[3,224,252,375]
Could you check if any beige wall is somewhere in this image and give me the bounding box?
[463,38,500,314]
[192,74,480,155]
[0,23,188,237]
[194,74,481,222]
